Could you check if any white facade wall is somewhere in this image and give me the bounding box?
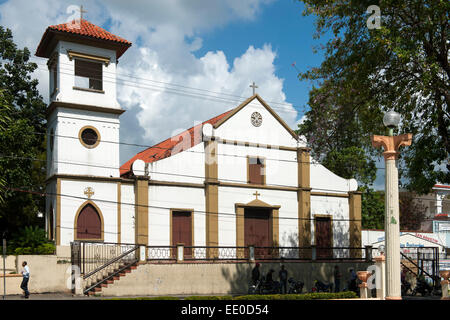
[59,179,119,245]
[148,185,206,246]
[217,143,298,187]
[310,162,358,193]
[148,143,205,184]
[310,195,350,248]
[47,107,120,178]
[120,183,135,244]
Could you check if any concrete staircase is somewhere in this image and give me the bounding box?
[85,262,139,296]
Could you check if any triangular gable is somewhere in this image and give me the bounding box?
[213,94,299,141]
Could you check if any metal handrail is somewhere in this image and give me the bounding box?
[400,252,434,280]
[83,245,139,280]
[83,257,138,295]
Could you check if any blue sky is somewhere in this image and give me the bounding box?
[194,0,326,113]
[0,0,385,189]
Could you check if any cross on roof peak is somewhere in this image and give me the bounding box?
[79,5,88,20]
[249,82,258,95]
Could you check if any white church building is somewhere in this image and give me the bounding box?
[37,19,363,260]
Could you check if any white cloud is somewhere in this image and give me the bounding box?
[0,0,298,164]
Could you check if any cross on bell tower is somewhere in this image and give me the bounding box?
[249,82,258,95]
[79,5,87,20]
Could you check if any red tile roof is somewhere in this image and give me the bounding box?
[36,19,131,58]
[120,110,232,176]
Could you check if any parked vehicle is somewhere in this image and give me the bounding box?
[287,277,304,294]
[248,276,281,294]
[312,280,333,293]
[248,279,261,294]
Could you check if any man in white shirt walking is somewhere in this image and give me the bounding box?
[20,261,30,298]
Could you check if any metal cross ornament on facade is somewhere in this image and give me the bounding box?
[249,82,258,95]
[253,191,260,200]
[84,187,94,199]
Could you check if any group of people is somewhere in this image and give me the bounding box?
[333,265,358,293]
[251,263,290,294]
[251,263,359,294]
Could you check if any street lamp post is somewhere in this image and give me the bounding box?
[372,110,412,300]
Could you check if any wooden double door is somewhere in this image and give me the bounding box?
[244,208,272,258]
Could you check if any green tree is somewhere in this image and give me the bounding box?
[0,90,12,204]
[399,192,427,231]
[361,188,385,230]
[297,0,449,194]
[0,26,47,237]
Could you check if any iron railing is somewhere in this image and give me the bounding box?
[71,241,139,294]
[144,245,374,262]
[400,246,441,288]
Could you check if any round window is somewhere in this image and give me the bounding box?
[79,126,100,149]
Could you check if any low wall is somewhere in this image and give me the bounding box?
[1,248,372,296]
[101,261,372,296]
[0,255,73,295]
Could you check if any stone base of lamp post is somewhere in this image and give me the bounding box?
[441,280,450,300]
[357,271,371,299]
[440,271,450,300]
[374,255,386,300]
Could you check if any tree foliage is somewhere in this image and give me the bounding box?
[361,188,385,230]
[297,0,449,194]
[399,192,427,230]
[0,26,47,236]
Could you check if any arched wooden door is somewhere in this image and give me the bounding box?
[76,203,102,240]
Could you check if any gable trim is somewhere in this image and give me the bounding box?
[213,94,299,141]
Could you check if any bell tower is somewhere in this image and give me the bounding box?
[36,18,132,178]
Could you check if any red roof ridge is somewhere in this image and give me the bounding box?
[47,19,131,45]
[35,18,131,59]
[120,109,232,176]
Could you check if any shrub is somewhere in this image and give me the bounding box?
[233,291,357,300]
[7,226,55,255]
[184,295,233,300]
[104,292,358,301]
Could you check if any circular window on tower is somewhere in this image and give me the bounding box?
[79,126,101,149]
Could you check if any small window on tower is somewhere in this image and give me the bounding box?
[79,126,101,149]
[74,59,103,91]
